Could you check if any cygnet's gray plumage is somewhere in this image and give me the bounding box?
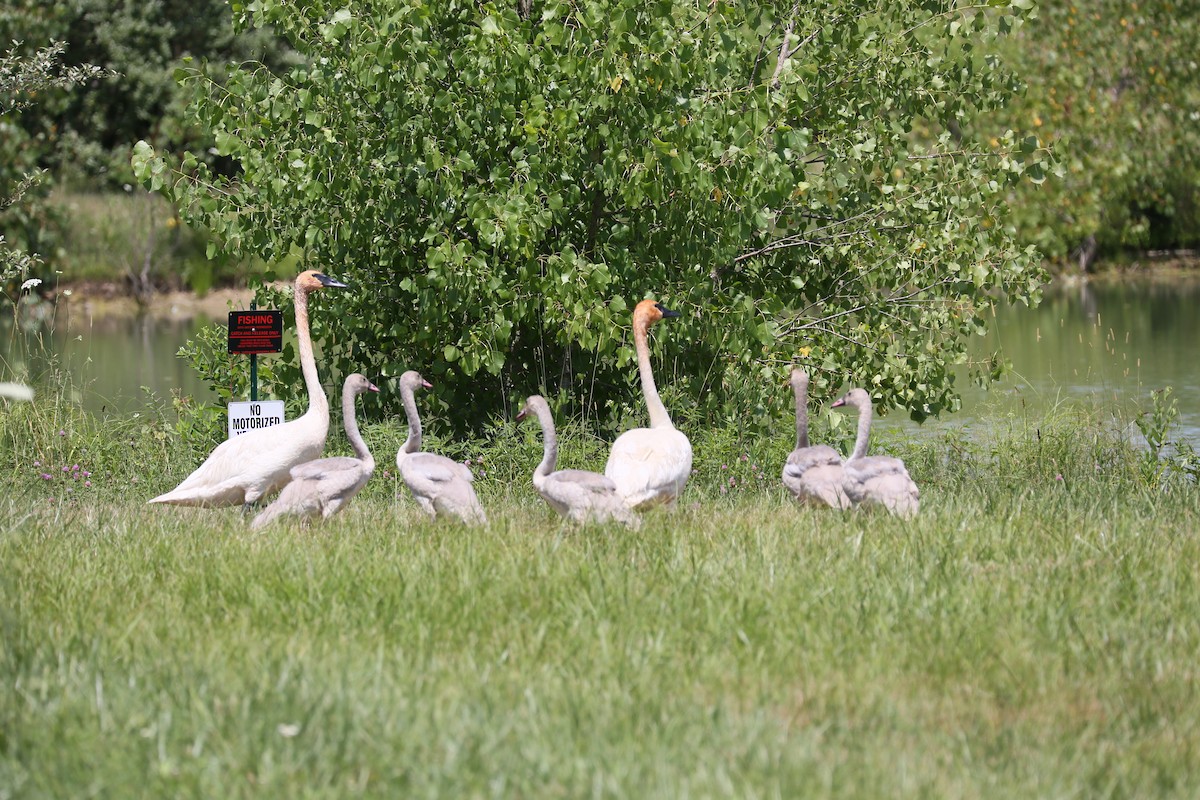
[518,395,641,529]
[782,369,850,509]
[831,388,919,519]
[394,370,487,525]
[251,373,378,529]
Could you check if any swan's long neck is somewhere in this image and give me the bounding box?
[399,384,422,455]
[635,320,673,429]
[295,284,327,417]
[532,404,558,483]
[342,386,373,468]
[793,378,810,450]
[850,398,873,461]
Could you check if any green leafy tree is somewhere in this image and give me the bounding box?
[136,0,1050,432]
[0,0,297,186]
[989,0,1200,268]
[0,40,104,284]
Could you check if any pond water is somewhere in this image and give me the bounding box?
[878,276,1200,444]
[0,301,218,414]
[2,277,1198,444]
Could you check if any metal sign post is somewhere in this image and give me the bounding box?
[250,301,258,401]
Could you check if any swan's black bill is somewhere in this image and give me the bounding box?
[656,303,681,318]
[314,273,348,288]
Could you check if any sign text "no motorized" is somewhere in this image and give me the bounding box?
[227,400,286,439]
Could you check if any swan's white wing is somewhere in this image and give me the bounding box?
[540,471,640,527]
[541,471,618,511]
[296,461,371,501]
[843,455,908,484]
[404,452,474,484]
[604,427,693,508]
[150,412,328,505]
[783,462,850,509]
[399,452,486,524]
[290,456,362,481]
[843,456,919,516]
[785,444,842,475]
[250,478,323,528]
[549,469,620,495]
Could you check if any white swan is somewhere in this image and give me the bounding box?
[831,388,920,518]
[518,394,641,529]
[395,370,487,525]
[149,269,347,506]
[782,368,850,509]
[604,299,692,509]
[250,373,378,529]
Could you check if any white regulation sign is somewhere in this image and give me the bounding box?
[227,400,286,439]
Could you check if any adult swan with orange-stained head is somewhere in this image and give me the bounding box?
[149,270,348,507]
[603,299,693,510]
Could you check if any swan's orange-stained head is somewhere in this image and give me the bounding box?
[632,299,681,330]
[295,269,349,293]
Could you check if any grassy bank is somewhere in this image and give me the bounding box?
[2,399,1199,797]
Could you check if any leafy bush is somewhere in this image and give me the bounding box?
[137,0,1051,433]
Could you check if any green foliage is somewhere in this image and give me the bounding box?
[137,0,1050,432]
[987,0,1200,266]
[1135,387,1200,486]
[0,0,297,186]
[0,40,105,285]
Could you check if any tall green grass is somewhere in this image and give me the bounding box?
[2,395,1198,797]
